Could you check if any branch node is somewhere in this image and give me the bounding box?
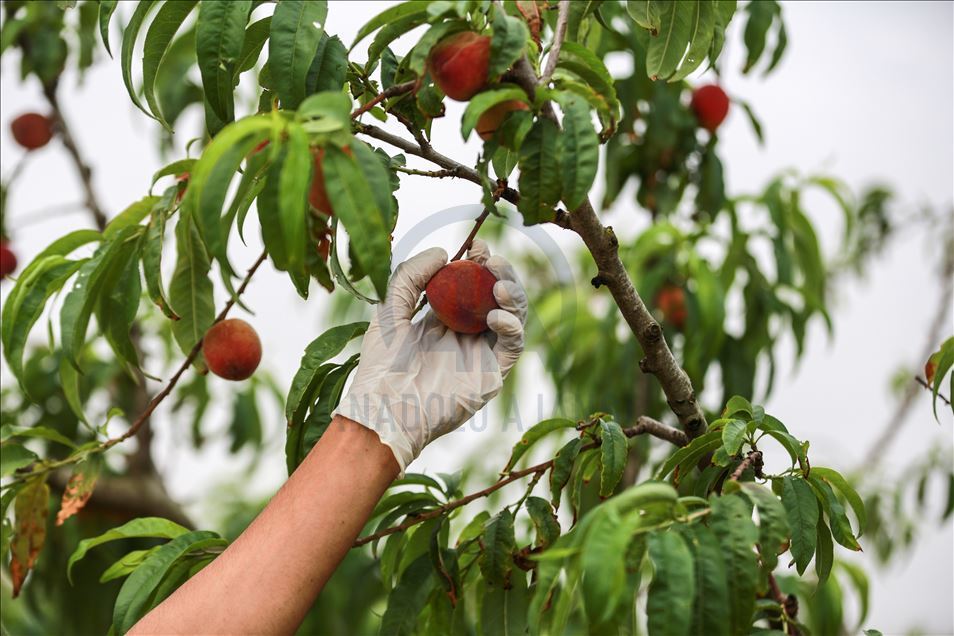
[643,322,663,344]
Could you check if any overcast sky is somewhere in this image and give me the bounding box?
[1,1,952,633]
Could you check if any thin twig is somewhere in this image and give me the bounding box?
[539,0,570,87]
[351,80,419,119]
[729,450,763,481]
[450,208,492,261]
[915,375,951,406]
[393,165,465,179]
[352,416,685,547]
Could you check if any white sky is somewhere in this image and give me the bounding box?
[1,1,952,633]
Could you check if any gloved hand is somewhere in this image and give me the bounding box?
[333,239,527,473]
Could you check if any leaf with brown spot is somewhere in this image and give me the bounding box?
[10,478,50,597]
[56,455,102,526]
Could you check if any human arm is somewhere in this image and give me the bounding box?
[130,415,399,635]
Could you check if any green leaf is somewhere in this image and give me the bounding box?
[278,123,311,272]
[196,0,251,123]
[3,257,84,384]
[517,118,561,225]
[646,1,692,80]
[60,231,136,370]
[95,238,142,371]
[581,508,641,624]
[479,509,515,587]
[352,1,427,50]
[0,444,37,476]
[269,0,327,109]
[236,16,272,75]
[681,524,730,636]
[488,10,528,78]
[379,553,434,636]
[142,0,197,128]
[740,483,789,574]
[504,417,576,472]
[480,574,529,636]
[98,0,118,56]
[0,425,77,449]
[815,516,833,585]
[709,493,758,635]
[288,354,359,472]
[808,476,861,551]
[647,531,694,636]
[59,352,88,425]
[99,547,161,583]
[306,33,348,94]
[142,205,178,319]
[105,196,160,239]
[460,86,528,141]
[351,140,397,231]
[810,466,866,537]
[525,497,560,549]
[186,115,271,263]
[670,0,714,81]
[656,429,721,481]
[598,420,627,497]
[284,322,369,423]
[781,476,818,574]
[721,418,746,456]
[742,0,777,73]
[556,41,620,120]
[366,9,429,65]
[120,0,160,120]
[322,145,392,298]
[67,517,191,582]
[549,437,583,509]
[627,1,662,32]
[168,214,215,356]
[113,530,222,634]
[556,94,598,211]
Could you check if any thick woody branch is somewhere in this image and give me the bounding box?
[352,417,684,547]
[505,53,707,439]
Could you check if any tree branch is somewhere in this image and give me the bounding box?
[915,375,951,406]
[729,450,764,481]
[41,83,108,231]
[539,0,570,87]
[351,79,419,119]
[352,416,685,547]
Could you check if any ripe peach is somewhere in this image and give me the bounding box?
[655,285,687,330]
[202,318,262,381]
[476,100,530,141]
[10,113,54,150]
[0,241,17,279]
[427,31,491,101]
[690,84,730,132]
[426,260,499,334]
[308,146,352,216]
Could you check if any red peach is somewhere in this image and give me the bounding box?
[10,113,54,150]
[690,84,730,132]
[202,318,262,381]
[476,100,530,141]
[0,241,17,279]
[425,260,499,334]
[308,146,353,216]
[427,31,491,101]
[655,285,687,330]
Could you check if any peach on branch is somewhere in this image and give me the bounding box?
[476,100,530,141]
[427,31,491,101]
[690,84,730,132]
[202,319,262,381]
[11,113,54,150]
[425,260,499,334]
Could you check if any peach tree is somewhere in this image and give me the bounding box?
[1,1,951,634]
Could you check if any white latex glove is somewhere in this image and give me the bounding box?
[333,239,527,473]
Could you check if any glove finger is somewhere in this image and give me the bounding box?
[384,247,448,321]
[486,308,524,377]
[466,238,491,265]
[484,254,520,285]
[493,280,527,325]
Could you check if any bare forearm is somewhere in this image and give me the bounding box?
[131,416,399,635]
